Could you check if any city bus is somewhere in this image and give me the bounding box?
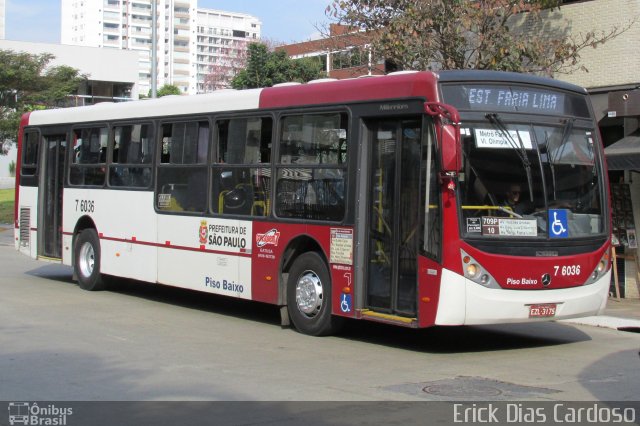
[14,70,611,336]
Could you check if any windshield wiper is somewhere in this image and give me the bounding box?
[543,130,558,201]
[485,113,533,203]
[548,118,575,200]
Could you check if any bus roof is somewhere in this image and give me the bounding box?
[25,70,587,126]
[27,88,264,126]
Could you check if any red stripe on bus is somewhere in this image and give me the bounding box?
[259,72,438,109]
[96,235,252,258]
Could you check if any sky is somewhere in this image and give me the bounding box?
[5,0,333,44]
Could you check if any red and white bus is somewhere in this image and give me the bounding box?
[14,70,611,336]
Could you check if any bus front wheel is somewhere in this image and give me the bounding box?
[287,252,343,336]
[74,229,106,291]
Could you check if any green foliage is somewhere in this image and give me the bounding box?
[0,188,14,224]
[149,84,183,97]
[231,43,326,89]
[327,0,636,75]
[0,50,85,150]
[8,160,16,177]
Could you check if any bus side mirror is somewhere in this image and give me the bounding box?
[440,123,461,173]
[424,102,462,173]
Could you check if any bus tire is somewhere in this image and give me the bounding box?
[287,252,343,336]
[74,229,106,291]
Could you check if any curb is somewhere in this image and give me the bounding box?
[560,316,640,331]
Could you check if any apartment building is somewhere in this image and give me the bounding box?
[0,0,5,39]
[196,8,261,92]
[61,0,260,95]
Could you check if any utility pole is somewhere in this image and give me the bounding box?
[151,0,158,98]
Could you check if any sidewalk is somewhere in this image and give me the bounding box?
[561,297,640,331]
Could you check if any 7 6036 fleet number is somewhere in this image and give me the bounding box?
[75,199,95,213]
[554,265,580,276]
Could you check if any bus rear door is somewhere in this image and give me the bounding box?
[38,132,67,260]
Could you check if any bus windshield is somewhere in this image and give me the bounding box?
[458,118,605,239]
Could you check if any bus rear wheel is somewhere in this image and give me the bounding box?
[287,252,343,336]
[74,229,106,291]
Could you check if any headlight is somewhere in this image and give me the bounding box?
[584,249,611,286]
[461,249,499,288]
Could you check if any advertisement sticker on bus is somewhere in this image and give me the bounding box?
[330,228,353,265]
[256,229,281,247]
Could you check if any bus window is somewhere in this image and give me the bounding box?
[275,113,348,221]
[109,123,154,188]
[213,117,272,216]
[21,131,39,176]
[69,127,108,186]
[157,121,209,213]
[279,113,347,165]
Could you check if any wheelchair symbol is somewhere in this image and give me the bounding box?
[549,210,568,238]
[340,294,352,313]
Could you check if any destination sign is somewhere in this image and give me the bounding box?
[440,84,590,117]
[467,87,562,112]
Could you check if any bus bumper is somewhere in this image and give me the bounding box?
[435,269,611,326]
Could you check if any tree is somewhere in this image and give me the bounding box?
[231,43,326,89]
[326,0,636,76]
[0,50,85,151]
[150,84,182,97]
[203,40,249,92]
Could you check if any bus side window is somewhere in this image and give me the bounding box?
[275,113,348,221]
[109,123,154,188]
[21,131,40,177]
[156,120,209,213]
[213,116,272,216]
[69,127,108,187]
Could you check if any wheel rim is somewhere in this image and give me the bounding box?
[295,270,324,318]
[78,241,95,278]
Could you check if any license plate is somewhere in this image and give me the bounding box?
[529,303,557,318]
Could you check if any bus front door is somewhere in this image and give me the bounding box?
[38,133,66,259]
[366,118,421,317]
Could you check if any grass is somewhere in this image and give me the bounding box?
[0,188,15,225]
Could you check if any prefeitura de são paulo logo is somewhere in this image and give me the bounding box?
[199,220,208,245]
[7,402,73,425]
